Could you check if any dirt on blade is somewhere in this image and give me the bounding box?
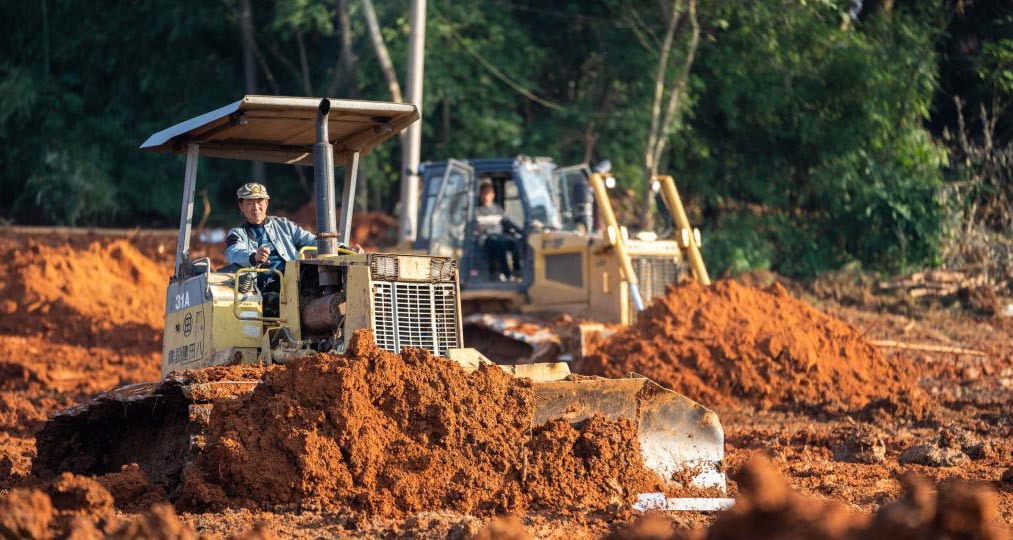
[185,330,664,517]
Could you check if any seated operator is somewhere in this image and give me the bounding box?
[225,182,359,294]
[474,179,523,281]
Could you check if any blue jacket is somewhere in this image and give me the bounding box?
[225,216,317,268]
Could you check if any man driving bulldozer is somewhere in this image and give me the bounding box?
[225,182,359,292]
[475,179,523,281]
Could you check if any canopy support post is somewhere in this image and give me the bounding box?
[174,144,199,278]
[339,150,360,246]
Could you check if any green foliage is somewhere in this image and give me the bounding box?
[701,212,780,275]
[24,147,118,226]
[978,38,1013,97]
[677,0,946,276]
[0,0,1005,279]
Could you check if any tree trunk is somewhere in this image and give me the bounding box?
[640,0,684,231]
[640,0,699,232]
[361,0,404,103]
[239,0,265,181]
[333,0,366,210]
[295,30,313,96]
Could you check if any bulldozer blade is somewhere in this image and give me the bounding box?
[463,313,563,364]
[531,374,725,491]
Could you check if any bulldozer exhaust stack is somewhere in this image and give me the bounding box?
[314,99,339,256]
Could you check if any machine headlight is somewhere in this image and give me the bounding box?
[370,255,399,280]
[429,258,457,281]
[369,254,456,282]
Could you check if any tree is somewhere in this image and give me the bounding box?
[641,0,699,231]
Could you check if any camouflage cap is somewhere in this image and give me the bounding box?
[236,182,270,200]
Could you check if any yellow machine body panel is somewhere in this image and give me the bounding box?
[161,253,466,378]
[521,230,684,325]
[161,273,262,377]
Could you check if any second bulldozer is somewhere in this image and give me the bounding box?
[33,96,725,498]
[413,156,711,362]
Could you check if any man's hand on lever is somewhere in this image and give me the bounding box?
[254,245,271,265]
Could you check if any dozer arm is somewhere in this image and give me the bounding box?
[655,175,711,285]
[588,172,645,311]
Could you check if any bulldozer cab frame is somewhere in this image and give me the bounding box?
[142,95,419,280]
[414,156,593,292]
[140,96,474,377]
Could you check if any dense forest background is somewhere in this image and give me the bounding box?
[1,0,1010,277]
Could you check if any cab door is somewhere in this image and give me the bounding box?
[553,163,592,232]
[428,159,475,258]
[413,163,446,251]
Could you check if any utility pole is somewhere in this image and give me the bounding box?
[398,0,426,244]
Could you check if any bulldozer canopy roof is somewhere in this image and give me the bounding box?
[140,95,418,165]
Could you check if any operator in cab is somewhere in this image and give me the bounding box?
[225,182,359,292]
[475,179,523,281]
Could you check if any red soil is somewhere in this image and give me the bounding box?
[96,464,169,513]
[0,236,165,489]
[707,456,1008,540]
[599,456,1009,540]
[1,233,1010,538]
[0,239,168,349]
[186,330,662,517]
[577,280,929,417]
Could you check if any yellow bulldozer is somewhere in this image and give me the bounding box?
[411,156,711,362]
[33,96,725,504]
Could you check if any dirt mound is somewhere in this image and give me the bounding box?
[0,238,168,349]
[108,504,197,540]
[0,474,119,539]
[473,515,531,540]
[185,330,662,517]
[577,280,929,417]
[0,485,200,540]
[0,474,268,540]
[595,457,1009,540]
[706,457,1008,540]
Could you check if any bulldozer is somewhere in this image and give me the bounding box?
[33,96,725,502]
[413,156,711,362]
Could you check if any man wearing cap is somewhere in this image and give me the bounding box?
[225,182,317,279]
[225,183,359,288]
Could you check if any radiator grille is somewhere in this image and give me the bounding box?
[372,281,460,356]
[631,256,681,320]
[373,282,397,352]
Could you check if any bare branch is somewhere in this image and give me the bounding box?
[240,0,257,93]
[295,29,313,95]
[261,33,307,90]
[644,0,684,176]
[326,0,360,98]
[251,37,281,94]
[361,0,403,102]
[651,0,700,170]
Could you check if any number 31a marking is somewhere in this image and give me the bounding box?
[174,291,191,310]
